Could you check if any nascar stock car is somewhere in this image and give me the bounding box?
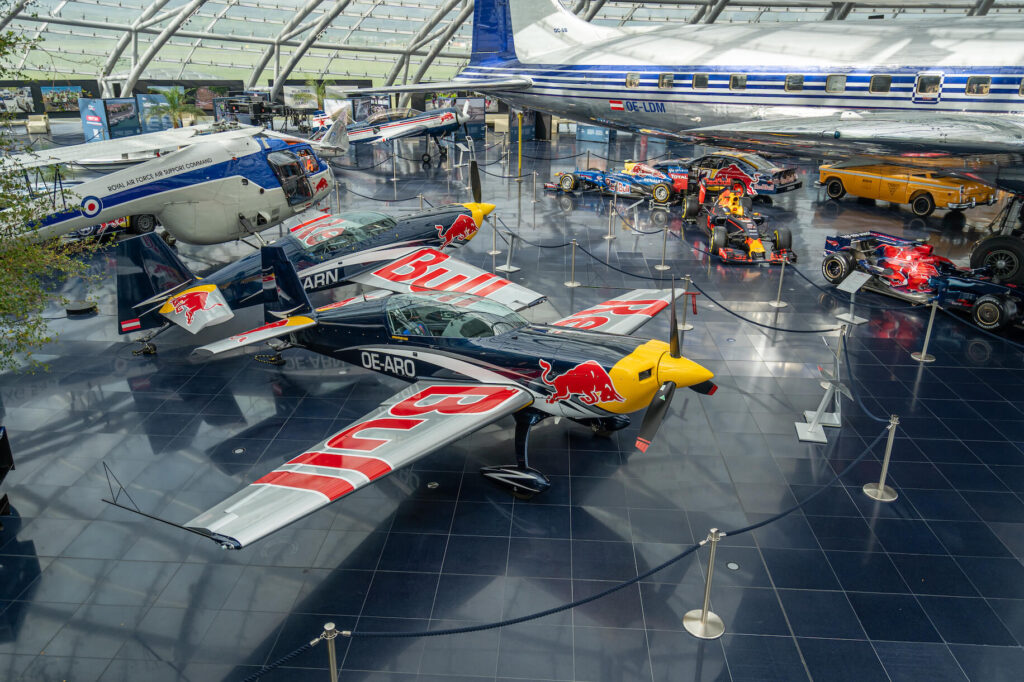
[699,189,795,264]
[546,167,678,204]
[822,231,1024,331]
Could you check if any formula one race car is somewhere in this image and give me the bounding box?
[822,231,1024,330]
[701,189,795,264]
[547,168,676,204]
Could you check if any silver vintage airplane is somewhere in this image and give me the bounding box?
[350,0,1024,280]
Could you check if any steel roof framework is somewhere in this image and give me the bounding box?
[0,0,1017,95]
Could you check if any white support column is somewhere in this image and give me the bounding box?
[400,2,473,107]
[270,0,354,103]
[99,0,173,97]
[121,0,210,97]
[246,0,326,90]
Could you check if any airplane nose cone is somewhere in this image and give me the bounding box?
[461,202,496,227]
[657,354,714,390]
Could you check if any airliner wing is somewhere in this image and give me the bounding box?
[551,289,673,335]
[690,112,1024,158]
[1,123,262,171]
[185,381,532,548]
[341,77,533,97]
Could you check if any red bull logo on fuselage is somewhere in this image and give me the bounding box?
[538,359,625,406]
[435,214,478,248]
[170,290,224,326]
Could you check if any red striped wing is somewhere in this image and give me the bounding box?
[184,382,532,549]
[551,289,673,335]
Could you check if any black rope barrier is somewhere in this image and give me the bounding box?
[493,216,573,249]
[573,244,844,334]
[343,186,425,203]
[611,202,664,235]
[787,263,918,311]
[842,342,890,423]
[240,641,316,682]
[478,166,532,179]
[937,305,1024,352]
[343,426,887,640]
[331,155,394,171]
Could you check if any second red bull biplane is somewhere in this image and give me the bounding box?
[107,246,717,550]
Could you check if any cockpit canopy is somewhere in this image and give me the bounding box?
[386,292,528,339]
[291,211,397,253]
[364,108,423,125]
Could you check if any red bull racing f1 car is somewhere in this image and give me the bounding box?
[822,231,1024,331]
[700,190,795,264]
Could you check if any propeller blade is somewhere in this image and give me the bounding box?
[462,99,471,120]
[470,159,482,204]
[669,278,680,359]
[634,381,675,454]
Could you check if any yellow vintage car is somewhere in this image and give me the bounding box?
[818,164,996,217]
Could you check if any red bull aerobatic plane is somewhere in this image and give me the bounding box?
[106,245,716,550]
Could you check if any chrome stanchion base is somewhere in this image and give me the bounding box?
[910,351,936,363]
[564,280,581,288]
[496,264,520,273]
[603,234,616,240]
[768,300,788,309]
[803,410,841,427]
[683,610,725,640]
[654,264,670,272]
[863,482,898,502]
[678,322,694,332]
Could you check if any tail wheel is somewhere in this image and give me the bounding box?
[130,214,157,234]
[711,225,728,251]
[910,192,935,217]
[773,227,792,251]
[822,251,855,284]
[825,178,846,199]
[972,294,1018,330]
[652,183,671,204]
[559,174,577,192]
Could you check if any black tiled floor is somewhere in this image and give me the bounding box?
[2,131,1023,681]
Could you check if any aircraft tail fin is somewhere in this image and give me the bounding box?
[261,244,313,324]
[115,234,195,335]
[471,0,623,64]
[318,113,349,154]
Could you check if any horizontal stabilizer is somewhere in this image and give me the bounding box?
[193,316,317,357]
[158,285,234,334]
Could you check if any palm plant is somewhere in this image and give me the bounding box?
[305,78,334,110]
[146,88,205,128]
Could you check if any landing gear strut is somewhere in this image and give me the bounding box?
[480,409,551,499]
[131,324,169,356]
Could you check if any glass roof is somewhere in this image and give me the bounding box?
[2,0,1017,94]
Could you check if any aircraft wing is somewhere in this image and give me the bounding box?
[341,77,533,97]
[1,123,262,171]
[551,289,673,335]
[262,114,349,155]
[690,112,1024,159]
[184,381,533,548]
[378,123,432,143]
[193,315,318,357]
[305,247,548,312]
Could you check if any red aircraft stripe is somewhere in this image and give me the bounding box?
[255,470,355,500]
[290,451,392,480]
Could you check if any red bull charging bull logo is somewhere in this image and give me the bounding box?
[435,214,478,248]
[170,290,224,326]
[538,359,625,405]
[315,177,329,192]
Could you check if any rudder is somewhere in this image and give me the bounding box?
[261,244,313,323]
[115,234,194,335]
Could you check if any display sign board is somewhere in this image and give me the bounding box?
[836,270,872,294]
[577,125,617,143]
[0,86,34,114]
[136,93,171,133]
[284,85,318,110]
[350,96,388,122]
[41,85,83,113]
[79,98,109,142]
[105,98,143,139]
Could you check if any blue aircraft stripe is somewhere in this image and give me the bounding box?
[465,61,1024,76]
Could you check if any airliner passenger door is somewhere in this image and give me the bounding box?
[913,72,943,104]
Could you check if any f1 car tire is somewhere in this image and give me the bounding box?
[773,227,793,252]
[731,181,745,194]
[825,178,845,200]
[131,214,156,234]
[822,251,856,284]
[682,195,701,220]
[910,192,936,217]
[559,174,577,192]
[972,294,1018,330]
[971,236,1024,284]
[421,153,432,164]
[650,210,669,228]
[652,183,671,204]
[711,225,728,252]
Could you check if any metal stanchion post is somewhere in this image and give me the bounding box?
[418,193,424,211]
[565,239,581,288]
[769,258,789,308]
[516,111,523,181]
[322,622,339,682]
[605,198,616,240]
[678,275,695,333]
[532,170,539,203]
[586,150,591,169]
[911,300,938,363]
[683,529,725,640]
[496,232,520,273]
[391,143,398,185]
[864,415,900,502]
[655,221,670,271]
[487,218,501,256]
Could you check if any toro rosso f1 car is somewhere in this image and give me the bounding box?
[547,168,676,204]
[822,231,1024,331]
[701,190,795,264]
